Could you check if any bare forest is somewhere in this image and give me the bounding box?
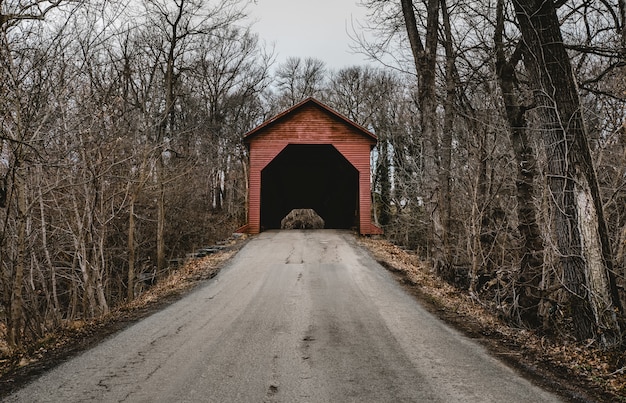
[1,0,625,359]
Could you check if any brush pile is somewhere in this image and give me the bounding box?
[281,209,325,229]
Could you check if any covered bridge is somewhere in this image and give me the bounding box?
[240,97,383,235]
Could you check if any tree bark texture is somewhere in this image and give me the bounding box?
[512,0,621,346]
[440,0,454,263]
[378,138,392,226]
[618,0,626,46]
[38,173,60,325]
[495,0,544,327]
[400,0,445,269]
[9,171,26,348]
[128,196,136,301]
[156,159,166,274]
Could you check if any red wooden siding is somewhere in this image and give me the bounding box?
[244,98,382,235]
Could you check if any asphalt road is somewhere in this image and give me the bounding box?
[6,230,560,402]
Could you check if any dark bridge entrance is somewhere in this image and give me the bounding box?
[261,144,358,230]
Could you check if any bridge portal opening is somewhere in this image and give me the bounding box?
[260,144,358,230]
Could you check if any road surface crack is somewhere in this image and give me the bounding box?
[300,325,317,361]
[263,354,280,402]
[285,246,304,264]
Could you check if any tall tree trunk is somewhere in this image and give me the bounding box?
[440,0,454,263]
[155,0,182,274]
[92,150,109,314]
[156,156,166,274]
[400,0,444,268]
[71,183,98,318]
[495,0,544,327]
[378,137,391,226]
[242,156,249,225]
[128,194,136,301]
[38,174,60,325]
[512,0,621,346]
[618,0,626,46]
[94,221,109,315]
[8,171,26,348]
[469,131,489,294]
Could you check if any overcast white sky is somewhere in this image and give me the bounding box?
[246,0,371,70]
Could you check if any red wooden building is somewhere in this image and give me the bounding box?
[240,97,383,235]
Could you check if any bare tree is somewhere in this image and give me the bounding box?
[512,0,621,347]
[140,0,247,272]
[188,25,271,216]
[400,0,448,270]
[327,66,403,227]
[0,0,79,349]
[493,0,544,326]
[274,57,327,109]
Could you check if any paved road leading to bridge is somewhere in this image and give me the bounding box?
[7,230,560,402]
